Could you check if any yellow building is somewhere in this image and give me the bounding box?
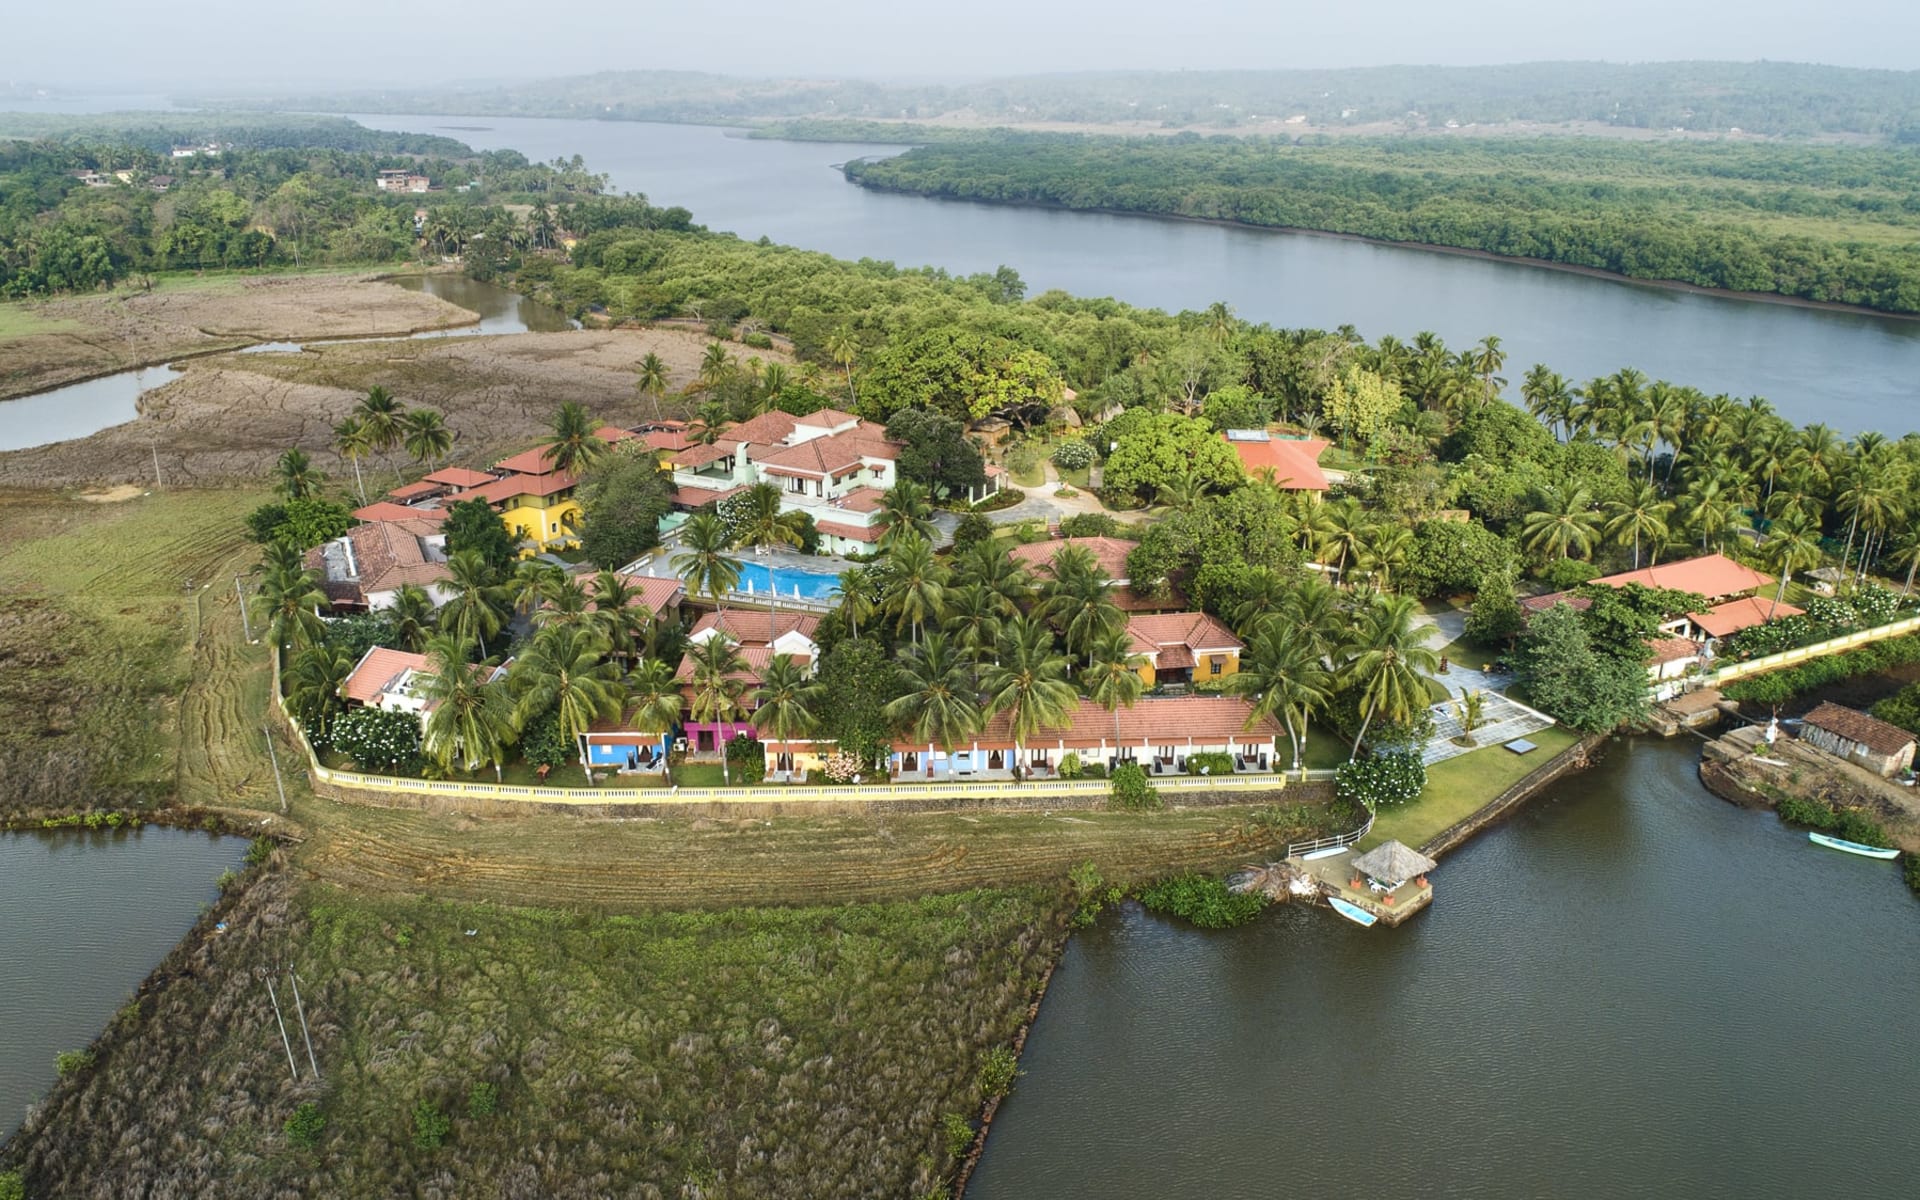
[1125,613,1244,690]
[470,446,584,555]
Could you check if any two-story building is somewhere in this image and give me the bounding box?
[465,447,583,555]
[306,518,453,611]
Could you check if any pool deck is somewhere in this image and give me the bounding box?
[1298,849,1433,928]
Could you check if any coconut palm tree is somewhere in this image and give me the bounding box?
[825,326,859,406]
[534,574,592,629]
[735,482,807,551]
[354,386,405,480]
[1468,334,1506,403]
[284,643,353,743]
[1521,364,1575,441]
[625,657,685,742]
[683,634,750,782]
[252,556,328,658]
[943,581,1006,664]
[836,565,877,641]
[1278,576,1347,663]
[876,479,937,548]
[1313,497,1371,584]
[1602,484,1674,571]
[1340,592,1441,760]
[1231,625,1333,778]
[883,533,948,644]
[1521,486,1602,562]
[509,625,624,774]
[674,512,743,612]
[981,615,1078,780]
[586,571,651,666]
[543,401,608,475]
[332,417,372,504]
[274,447,325,501]
[507,559,564,621]
[1887,529,1920,596]
[1229,565,1292,638]
[1355,525,1414,591]
[885,632,982,767]
[1081,627,1147,749]
[1043,569,1124,668]
[752,653,825,768]
[387,582,438,652]
[441,549,510,657]
[400,409,454,471]
[1679,476,1743,553]
[1761,511,1824,617]
[636,351,670,422]
[420,634,516,778]
[959,540,1033,617]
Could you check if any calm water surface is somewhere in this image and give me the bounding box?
[340,114,1920,433]
[0,828,249,1134]
[968,737,1918,1200]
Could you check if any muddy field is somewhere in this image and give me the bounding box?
[0,272,478,402]
[0,326,786,488]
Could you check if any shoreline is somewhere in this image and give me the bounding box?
[841,177,1920,325]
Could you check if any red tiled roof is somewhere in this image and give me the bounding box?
[580,572,684,616]
[816,519,883,543]
[831,486,887,514]
[672,443,733,470]
[343,647,427,704]
[673,645,810,688]
[1155,644,1197,670]
[793,408,860,430]
[645,429,697,453]
[689,610,821,647]
[352,501,446,524]
[892,695,1282,752]
[306,518,450,602]
[1520,592,1593,615]
[1590,554,1769,601]
[492,445,564,476]
[464,470,579,505]
[424,467,496,489]
[716,410,799,449]
[1124,611,1243,657]
[1648,636,1702,665]
[387,479,444,501]
[1225,435,1330,491]
[1692,596,1803,639]
[1006,535,1137,583]
[594,425,639,443]
[670,484,747,508]
[1802,701,1915,757]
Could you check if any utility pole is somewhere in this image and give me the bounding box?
[150,439,163,490]
[264,973,299,1081]
[262,724,289,815]
[288,969,320,1080]
[236,575,254,642]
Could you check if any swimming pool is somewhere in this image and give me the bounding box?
[735,562,841,600]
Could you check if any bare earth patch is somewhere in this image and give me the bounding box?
[0,326,786,488]
[77,484,145,503]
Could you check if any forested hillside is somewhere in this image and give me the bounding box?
[843,136,1920,313]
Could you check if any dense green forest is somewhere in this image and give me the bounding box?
[0,119,621,295]
[190,61,1920,139]
[843,135,1920,313]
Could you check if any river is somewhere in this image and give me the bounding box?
[335,113,1920,434]
[966,737,1919,1199]
[0,827,250,1135]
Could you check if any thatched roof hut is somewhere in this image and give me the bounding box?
[1350,841,1437,887]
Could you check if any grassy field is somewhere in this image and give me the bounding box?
[1362,724,1582,852]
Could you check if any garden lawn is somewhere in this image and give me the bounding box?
[1360,724,1581,852]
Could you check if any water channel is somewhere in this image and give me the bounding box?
[966,737,1920,1199]
[338,113,1920,434]
[0,828,250,1135]
[0,274,569,453]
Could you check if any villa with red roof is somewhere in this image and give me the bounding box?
[1006,536,1187,612]
[340,646,510,721]
[1124,612,1244,688]
[305,518,453,611]
[1221,431,1332,493]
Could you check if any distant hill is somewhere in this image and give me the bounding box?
[183,61,1920,140]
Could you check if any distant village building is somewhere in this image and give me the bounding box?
[170,142,221,159]
[376,169,431,193]
[1799,702,1917,778]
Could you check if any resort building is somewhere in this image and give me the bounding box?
[341,646,511,722]
[663,610,824,752]
[1124,612,1243,689]
[464,447,583,555]
[580,571,686,625]
[375,169,431,192]
[1798,702,1917,778]
[351,501,449,525]
[307,518,452,611]
[1007,536,1187,612]
[1221,431,1333,494]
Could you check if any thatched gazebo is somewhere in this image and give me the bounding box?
[1350,841,1438,892]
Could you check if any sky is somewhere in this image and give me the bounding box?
[10,0,1919,90]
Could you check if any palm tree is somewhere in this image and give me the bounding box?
[388,582,438,652]
[1679,477,1743,552]
[441,549,509,656]
[354,386,406,481]
[981,615,1078,781]
[876,479,937,547]
[943,581,1006,664]
[534,574,592,629]
[1230,626,1332,778]
[674,512,743,612]
[624,656,685,780]
[1468,334,1506,403]
[1278,576,1346,663]
[958,540,1033,617]
[1043,569,1124,668]
[274,447,325,501]
[1602,484,1674,571]
[885,633,983,768]
[1340,593,1441,760]
[1229,565,1292,638]
[1155,463,1210,511]
[252,556,328,657]
[1355,525,1414,591]
[284,643,353,743]
[507,559,564,620]
[758,363,791,416]
[1888,529,1920,596]
[636,351,670,422]
[1080,628,1147,750]
[1521,486,1601,562]
[420,634,516,778]
[735,482,807,551]
[825,326,859,407]
[1313,497,1371,584]
[1761,511,1823,618]
[683,635,749,782]
[697,341,734,391]
[586,571,652,666]
[1521,364,1575,441]
[751,653,825,769]
[543,401,608,474]
[332,417,372,505]
[883,533,948,644]
[836,565,877,641]
[510,625,624,775]
[400,409,454,471]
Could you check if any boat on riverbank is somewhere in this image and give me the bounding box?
[1809,832,1901,859]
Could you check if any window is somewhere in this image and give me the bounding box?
[1210,656,1223,675]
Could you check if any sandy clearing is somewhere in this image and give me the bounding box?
[78,484,145,503]
[0,326,792,489]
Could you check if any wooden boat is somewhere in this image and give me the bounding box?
[1808,832,1901,860]
[1327,896,1378,927]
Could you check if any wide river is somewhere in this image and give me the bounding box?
[342,113,1920,433]
[0,828,249,1135]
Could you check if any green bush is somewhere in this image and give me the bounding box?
[1833,808,1892,849]
[1068,860,1121,928]
[952,512,996,550]
[330,708,423,774]
[1109,762,1160,811]
[467,1081,499,1119]
[725,734,768,785]
[1050,439,1095,470]
[54,1048,95,1077]
[1725,633,1920,702]
[1057,750,1082,779]
[1902,851,1920,895]
[1335,751,1427,808]
[0,1169,24,1200]
[412,1099,452,1151]
[1871,682,1920,735]
[1776,796,1891,848]
[976,1045,1021,1100]
[1057,512,1122,539]
[1135,872,1269,928]
[518,709,574,772]
[1185,750,1235,775]
[1776,796,1838,830]
[941,1111,975,1159]
[285,1101,327,1149]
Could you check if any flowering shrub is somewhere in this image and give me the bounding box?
[1850,584,1904,626]
[1335,751,1427,808]
[1723,614,1816,660]
[822,750,865,784]
[1185,751,1236,776]
[1050,439,1095,469]
[1802,596,1858,631]
[330,708,423,774]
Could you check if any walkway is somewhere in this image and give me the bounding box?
[1420,692,1557,766]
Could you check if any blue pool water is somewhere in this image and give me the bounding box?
[735,562,841,600]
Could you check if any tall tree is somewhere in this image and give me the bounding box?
[735,481,808,551]
[1230,626,1333,779]
[980,615,1078,780]
[1602,484,1674,571]
[1521,486,1602,562]
[674,512,743,612]
[387,582,438,652]
[884,632,982,766]
[1340,593,1441,759]
[284,643,353,744]
[332,417,372,505]
[1080,627,1147,751]
[354,386,406,481]
[440,549,510,657]
[252,552,328,657]
[419,634,515,778]
[400,408,454,470]
[636,351,670,421]
[684,635,750,782]
[274,447,325,501]
[542,401,609,475]
[883,533,949,644]
[510,625,624,774]
[751,653,826,757]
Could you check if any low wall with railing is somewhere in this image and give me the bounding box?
[1701,613,1920,688]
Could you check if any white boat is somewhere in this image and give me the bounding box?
[1808,832,1901,860]
[1327,896,1378,927]
[1301,845,1349,861]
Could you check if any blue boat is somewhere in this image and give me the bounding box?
[1327,896,1378,927]
[1808,832,1901,860]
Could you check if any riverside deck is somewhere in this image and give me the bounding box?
[1297,849,1433,927]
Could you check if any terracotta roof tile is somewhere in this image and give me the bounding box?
[1691,596,1803,638]
[1802,702,1916,757]
[815,519,883,543]
[1124,611,1243,657]
[1223,434,1330,491]
[424,467,496,489]
[689,610,821,647]
[343,647,428,704]
[892,696,1281,752]
[1590,554,1769,601]
[387,479,444,501]
[580,572,684,616]
[352,501,446,524]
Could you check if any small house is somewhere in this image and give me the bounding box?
[1124,612,1243,689]
[1799,702,1916,778]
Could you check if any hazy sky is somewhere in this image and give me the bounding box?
[14,0,1919,89]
